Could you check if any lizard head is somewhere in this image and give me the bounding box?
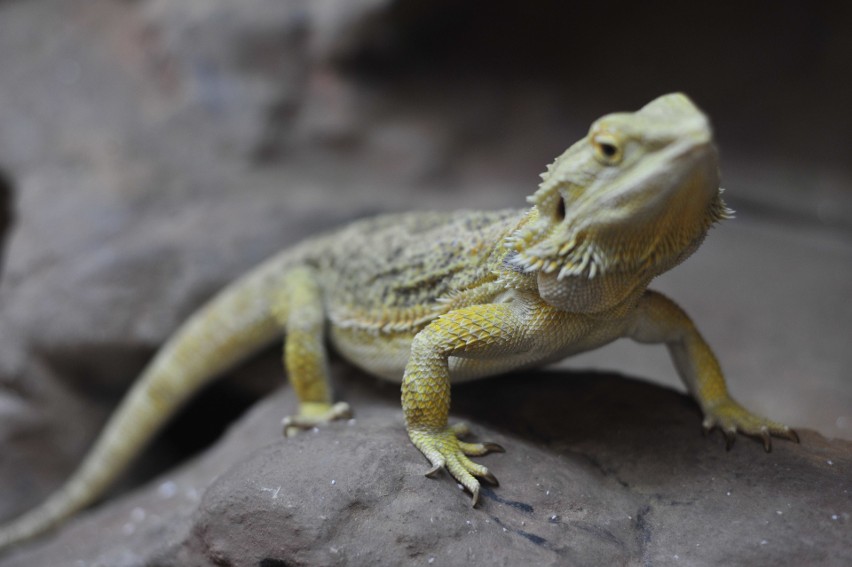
[506,93,732,287]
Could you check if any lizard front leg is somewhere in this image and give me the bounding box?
[629,290,798,450]
[273,266,351,436]
[402,303,535,506]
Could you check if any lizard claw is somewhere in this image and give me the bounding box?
[778,427,800,444]
[409,424,502,506]
[758,427,772,452]
[424,463,444,479]
[282,401,352,437]
[724,428,737,451]
[702,397,797,452]
[481,470,500,486]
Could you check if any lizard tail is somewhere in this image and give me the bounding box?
[0,254,293,551]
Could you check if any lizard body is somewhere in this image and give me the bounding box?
[0,93,797,550]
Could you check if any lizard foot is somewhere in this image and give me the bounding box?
[282,401,352,437]
[409,422,504,506]
[702,397,799,452]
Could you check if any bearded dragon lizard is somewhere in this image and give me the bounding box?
[0,93,798,550]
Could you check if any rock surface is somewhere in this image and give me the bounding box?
[1,0,851,565]
[1,367,850,566]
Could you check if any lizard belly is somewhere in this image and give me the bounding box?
[329,328,539,384]
[446,316,627,383]
[329,326,415,382]
[329,312,630,384]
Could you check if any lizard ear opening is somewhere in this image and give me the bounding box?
[555,195,566,221]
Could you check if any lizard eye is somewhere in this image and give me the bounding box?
[592,134,623,165]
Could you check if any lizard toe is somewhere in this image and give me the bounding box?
[282,401,352,437]
[449,422,471,437]
[409,424,500,506]
[458,440,505,456]
[702,397,797,452]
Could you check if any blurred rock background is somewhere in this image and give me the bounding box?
[0,0,850,563]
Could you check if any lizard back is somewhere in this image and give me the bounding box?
[308,209,524,334]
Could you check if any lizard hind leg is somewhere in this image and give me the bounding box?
[273,266,352,437]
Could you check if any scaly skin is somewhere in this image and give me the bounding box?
[0,93,797,550]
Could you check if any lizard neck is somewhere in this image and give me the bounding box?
[535,268,652,315]
[495,208,654,315]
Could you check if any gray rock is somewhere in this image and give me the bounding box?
[1,367,849,566]
[1,0,851,565]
